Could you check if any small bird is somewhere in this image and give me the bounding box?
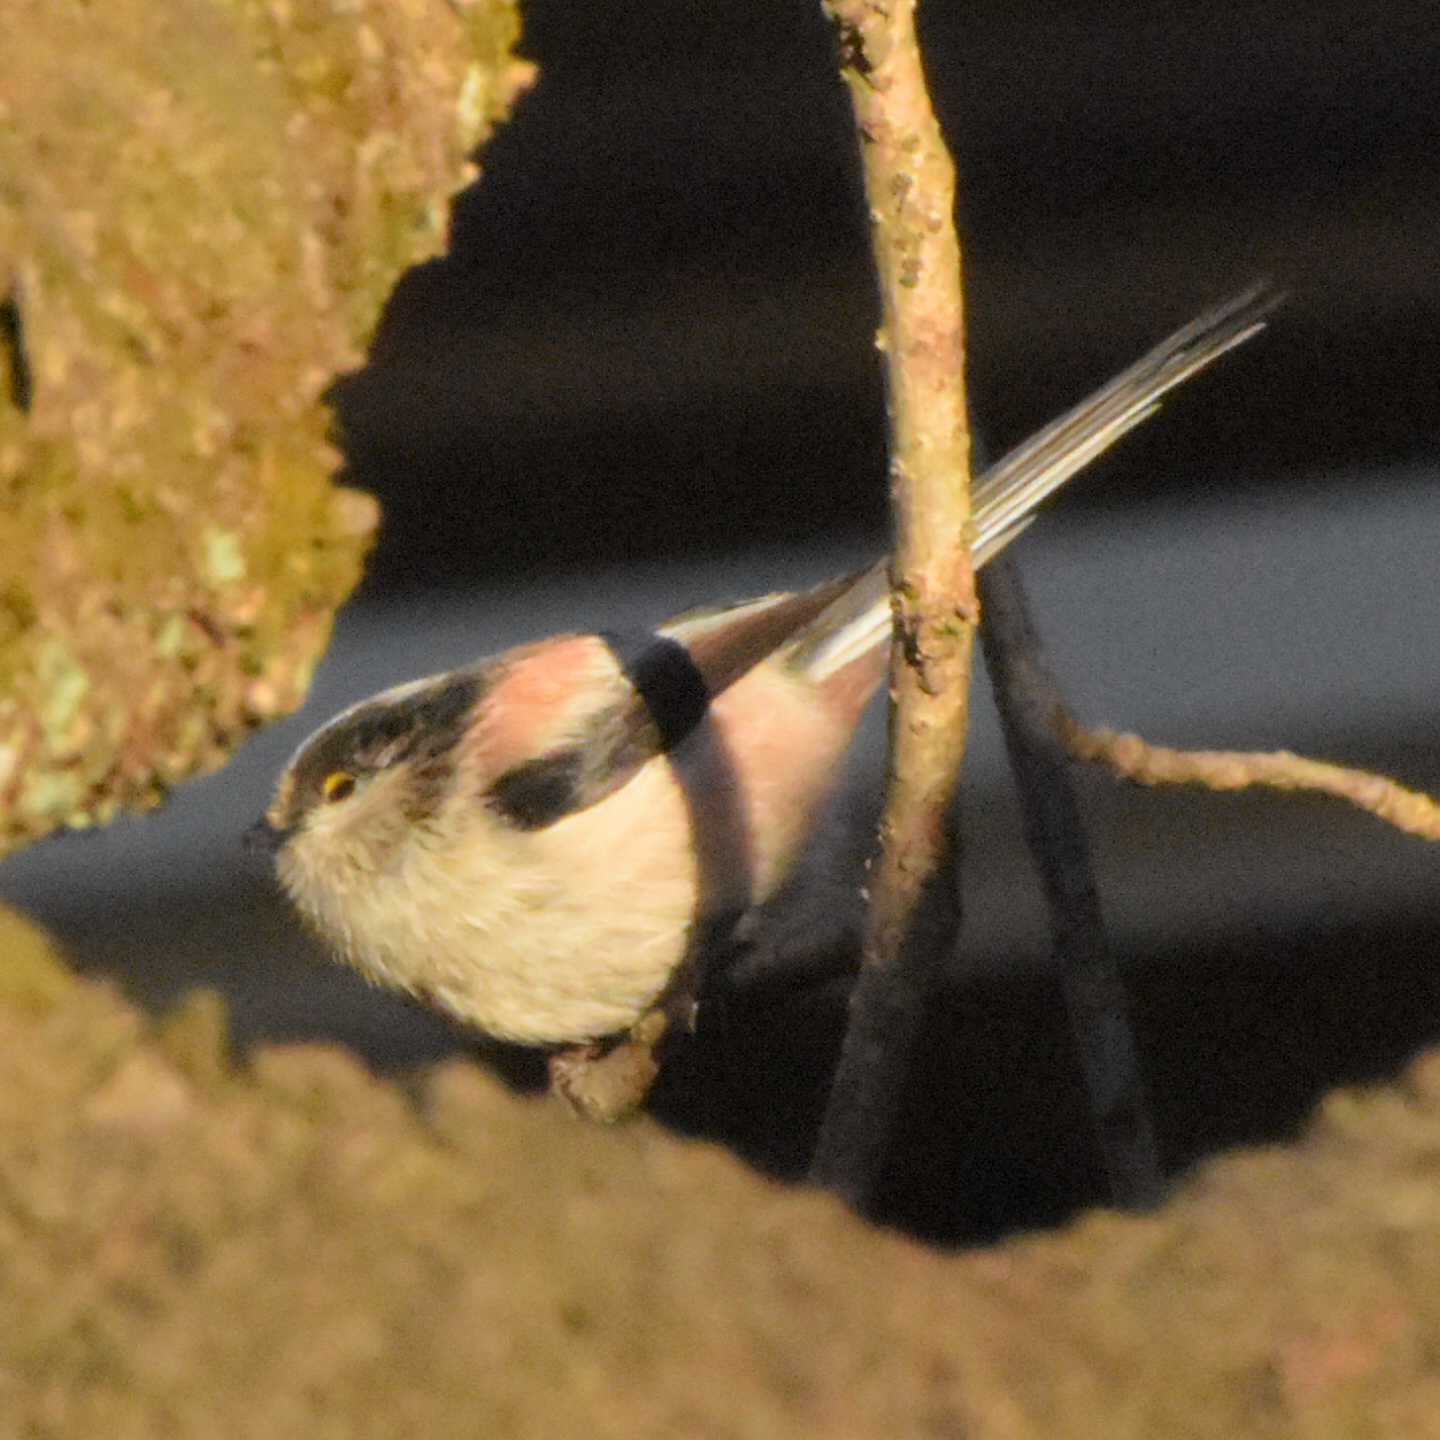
[254,287,1277,1054]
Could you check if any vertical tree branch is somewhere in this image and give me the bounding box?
[979,554,1164,1209]
[810,0,975,1206]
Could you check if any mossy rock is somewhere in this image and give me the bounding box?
[0,0,533,853]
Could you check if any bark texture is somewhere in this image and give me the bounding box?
[812,0,977,1204]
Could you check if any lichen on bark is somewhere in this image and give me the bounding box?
[0,0,533,853]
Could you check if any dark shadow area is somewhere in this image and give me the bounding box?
[650,913,1440,1246]
[0,290,32,413]
[329,0,1438,594]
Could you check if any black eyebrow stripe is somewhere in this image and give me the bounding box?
[288,672,487,814]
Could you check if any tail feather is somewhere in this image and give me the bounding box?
[971,282,1279,561]
[793,283,1282,683]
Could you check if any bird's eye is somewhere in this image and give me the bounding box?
[322,770,357,804]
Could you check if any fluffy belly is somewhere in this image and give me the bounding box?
[288,799,705,1045]
[397,898,695,1045]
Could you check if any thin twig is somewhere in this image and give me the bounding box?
[979,555,1164,1209]
[1062,720,1440,839]
[810,0,975,1207]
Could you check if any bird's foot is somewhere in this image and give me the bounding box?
[546,1008,669,1122]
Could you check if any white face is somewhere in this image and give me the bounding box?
[263,670,488,943]
[278,759,413,883]
[272,761,439,987]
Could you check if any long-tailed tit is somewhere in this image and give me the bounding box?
[254,287,1277,1050]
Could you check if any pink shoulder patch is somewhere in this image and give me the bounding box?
[469,636,616,780]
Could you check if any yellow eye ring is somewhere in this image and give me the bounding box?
[322,770,357,804]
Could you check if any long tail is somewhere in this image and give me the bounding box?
[790,282,1282,682]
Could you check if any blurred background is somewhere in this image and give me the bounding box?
[4,0,1438,1241]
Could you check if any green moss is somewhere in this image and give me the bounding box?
[157,987,233,1093]
[0,905,74,1014]
[19,769,82,821]
[201,529,248,587]
[36,641,91,736]
[154,614,188,660]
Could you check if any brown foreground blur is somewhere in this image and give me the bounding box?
[4,906,1439,1438]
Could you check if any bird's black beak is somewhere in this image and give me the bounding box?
[244,816,290,856]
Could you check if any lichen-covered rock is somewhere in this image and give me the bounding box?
[3,960,1440,1437]
[0,0,533,852]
